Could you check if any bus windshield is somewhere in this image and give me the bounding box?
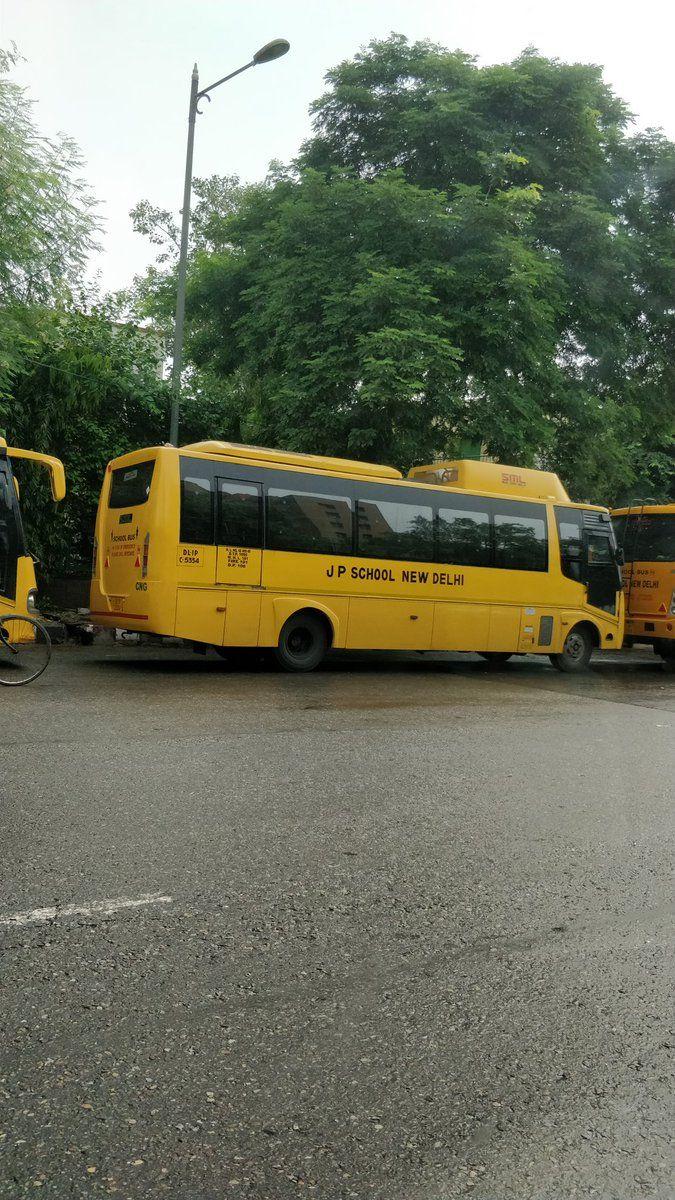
[615,513,675,563]
[0,461,21,600]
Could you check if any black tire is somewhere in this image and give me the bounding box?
[478,652,513,666]
[274,612,328,673]
[656,642,675,666]
[549,625,594,673]
[0,615,52,686]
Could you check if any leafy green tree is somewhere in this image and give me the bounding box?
[0,48,169,580]
[0,46,98,393]
[133,37,674,502]
[0,302,169,578]
[300,36,674,499]
[176,168,565,466]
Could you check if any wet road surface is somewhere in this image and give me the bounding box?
[1,646,673,1198]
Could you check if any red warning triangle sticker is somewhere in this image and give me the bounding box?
[134,554,141,568]
[658,602,667,613]
[104,556,110,568]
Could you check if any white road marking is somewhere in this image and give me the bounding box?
[0,893,172,928]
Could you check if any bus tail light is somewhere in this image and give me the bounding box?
[142,531,150,579]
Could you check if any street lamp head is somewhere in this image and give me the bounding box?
[253,38,290,65]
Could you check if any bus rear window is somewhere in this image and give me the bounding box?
[617,514,675,563]
[109,460,155,508]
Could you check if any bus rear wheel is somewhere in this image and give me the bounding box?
[275,612,328,673]
[549,625,593,673]
[478,652,513,666]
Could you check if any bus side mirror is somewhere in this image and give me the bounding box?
[614,547,625,566]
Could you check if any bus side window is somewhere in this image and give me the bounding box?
[493,501,548,571]
[555,508,583,581]
[267,487,352,555]
[437,501,490,567]
[356,489,434,562]
[181,474,214,544]
[586,532,613,564]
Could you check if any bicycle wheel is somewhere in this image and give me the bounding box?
[0,615,52,686]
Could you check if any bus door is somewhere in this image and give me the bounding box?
[583,513,622,612]
[215,477,263,645]
[215,478,262,586]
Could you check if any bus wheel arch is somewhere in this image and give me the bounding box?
[549,621,598,673]
[274,607,333,672]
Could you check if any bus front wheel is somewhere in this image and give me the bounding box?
[549,625,594,673]
[275,612,328,672]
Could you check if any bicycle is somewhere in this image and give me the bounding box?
[0,614,52,686]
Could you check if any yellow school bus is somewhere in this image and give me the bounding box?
[0,436,66,619]
[91,441,624,672]
[612,503,675,662]
[90,442,624,672]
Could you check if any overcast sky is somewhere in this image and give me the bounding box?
[2,0,673,294]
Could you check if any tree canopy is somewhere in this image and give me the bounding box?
[0,46,98,394]
[0,49,167,577]
[135,36,673,503]
[0,302,168,575]
[300,38,675,497]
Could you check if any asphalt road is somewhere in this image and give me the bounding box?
[1,645,673,1199]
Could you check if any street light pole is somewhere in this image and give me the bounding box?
[169,63,199,448]
[168,39,290,446]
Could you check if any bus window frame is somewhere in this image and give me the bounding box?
[177,455,561,575]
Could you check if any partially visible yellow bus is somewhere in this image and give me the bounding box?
[612,503,675,663]
[91,441,624,672]
[0,436,66,619]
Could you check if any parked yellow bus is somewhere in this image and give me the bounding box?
[612,503,675,662]
[0,436,66,619]
[90,442,624,672]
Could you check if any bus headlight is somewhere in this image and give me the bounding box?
[26,589,38,613]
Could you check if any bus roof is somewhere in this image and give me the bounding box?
[408,459,570,502]
[109,442,609,510]
[612,503,675,516]
[180,440,402,481]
